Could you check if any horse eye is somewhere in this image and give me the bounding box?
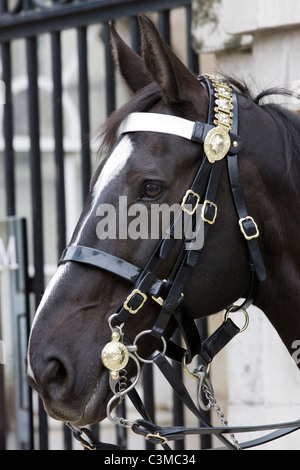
[140,182,164,200]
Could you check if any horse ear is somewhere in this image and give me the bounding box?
[138,15,207,111]
[109,21,152,93]
[138,15,179,102]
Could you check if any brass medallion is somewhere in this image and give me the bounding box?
[204,126,231,164]
[101,331,129,379]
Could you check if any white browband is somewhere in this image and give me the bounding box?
[120,112,195,140]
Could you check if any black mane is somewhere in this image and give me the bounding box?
[229,77,300,184]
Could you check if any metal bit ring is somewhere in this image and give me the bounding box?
[133,330,167,364]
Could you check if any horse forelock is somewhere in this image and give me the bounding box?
[98,82,162,157]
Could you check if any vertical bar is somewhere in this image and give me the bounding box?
[186,5,200,73]
[77,26,91,203]
[116,401,127,449]
[186,5,211,449]
[172,331,185,450]
[0,364,5,449]
[0,0,15,216]
[51,28,71,451]
[158,10,171,45]
[26,34,48,450]
[103,22,116,116]
[2,42,15,216]
[185,3,211,449]
[130,16,140,54]
[197,320,211,449]
[22,217,34,450]
[0,1,8,443]
[51,31,67,257]
[142,364,155,450]
[26,36,45,316]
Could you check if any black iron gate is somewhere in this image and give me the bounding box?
[0,0,209,450]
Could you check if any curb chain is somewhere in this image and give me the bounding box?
[202,383,241,450]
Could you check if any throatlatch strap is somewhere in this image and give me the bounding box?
[226,85,266,283]
[227,155,267,282]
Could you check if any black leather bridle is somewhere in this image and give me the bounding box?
[59,75,300,450]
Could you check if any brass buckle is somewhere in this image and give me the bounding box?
[151,279,167,306]
[151,295,164,307]
[238,216,259,240]
[151,280,184,307]
[152,292,184,307]
[201,199,217,224]
[123,289,147,314]
[181,189,200,215]
[145,432,168,445]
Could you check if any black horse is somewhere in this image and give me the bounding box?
[27,15,300,439]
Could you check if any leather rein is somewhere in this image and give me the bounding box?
[59,75,300,450]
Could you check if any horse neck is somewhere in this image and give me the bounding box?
[255,177,300,363]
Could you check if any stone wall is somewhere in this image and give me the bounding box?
[192,0,300,107]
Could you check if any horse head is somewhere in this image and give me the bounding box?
[26,15,300,429]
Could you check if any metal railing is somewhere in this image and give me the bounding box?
[0,0,209,450]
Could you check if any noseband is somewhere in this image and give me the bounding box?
[59,75,300,450]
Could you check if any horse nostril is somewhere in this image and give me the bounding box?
[40,357,69,391]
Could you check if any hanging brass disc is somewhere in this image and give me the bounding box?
[101,340,129,372]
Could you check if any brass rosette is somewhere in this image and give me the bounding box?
[101,330,129,379]
[204,126,231,164]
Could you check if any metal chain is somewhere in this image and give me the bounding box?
[202,383,241,450]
